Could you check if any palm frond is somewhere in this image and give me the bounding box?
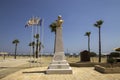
[12,39,19,44]
[97,20,103,25]
[49,22,57,33]
[85,32,91,36]
[94,20,103,28]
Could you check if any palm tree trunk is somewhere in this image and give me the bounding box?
[14,44,17,59]
[36,39,39,58]
[88,36,90,52]
[33,46,35,58]
[99,27,101,63]
[39,44,41,57]
[54,32,56,53]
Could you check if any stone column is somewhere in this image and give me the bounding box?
[46,15,72,74]
[53,22,65,61]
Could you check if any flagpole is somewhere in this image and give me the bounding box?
[29,25,33,67]
[36,17,40,66]
[32,25,34,58]
[38,18,40,60]
[41,19,44,55]
[33,25,36,61]
[38,20,40,61]
[40,19,44,66]
[38,18,40,67]
[26,16,42,67]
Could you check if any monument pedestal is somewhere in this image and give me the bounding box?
[46,15,72,74]
[46,52,72,74]
[46,60,72,74]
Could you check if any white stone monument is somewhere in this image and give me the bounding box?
[46,15,72,74]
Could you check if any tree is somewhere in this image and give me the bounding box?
[49,22,57,53]
[94,20,104,63]
[107,57,116,68]
[73,53,78,57]
[85,32,91,52]
[12,39,19,59]
[29,41,35,58]
[49,22,57,34]
[115,48,120,52]
[90,52,97,62]
[110,52,120,57]
[90,52,97,57]
[34,34,39,58]
[38,41,44,57]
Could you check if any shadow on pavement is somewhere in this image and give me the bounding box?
[23,71,46,74]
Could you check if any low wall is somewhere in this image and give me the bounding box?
[70,62,105,67]
[95,65,120,73]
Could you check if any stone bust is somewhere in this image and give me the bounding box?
[56,15,63,27]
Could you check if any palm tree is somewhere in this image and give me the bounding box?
[34,34,39,58]
[49,22,57,53]
[38,42,41,53]
[49,22,57,34]
[94,20,104,63]
[29,41,35,58]
[85,32,91,52]
[12,39,20,59]
[38,41,44,57]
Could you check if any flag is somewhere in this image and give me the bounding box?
[37,18,42,26]
[25,17,41,28]
[25,24,28,28]
[25,18,34,28]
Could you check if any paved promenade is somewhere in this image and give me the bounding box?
[1,67,120,80]
[0,59,29,67]
[0,58,30,79]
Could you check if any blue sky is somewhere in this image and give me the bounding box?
[0,0,120,54]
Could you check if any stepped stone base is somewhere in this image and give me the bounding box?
[46,60,72,74]
[46,68,72,74]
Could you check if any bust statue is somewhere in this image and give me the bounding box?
[56,15,63,27]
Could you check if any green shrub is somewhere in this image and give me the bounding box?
[110,52,120,57]
[90,52,97,57]
[107,58,116,68]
